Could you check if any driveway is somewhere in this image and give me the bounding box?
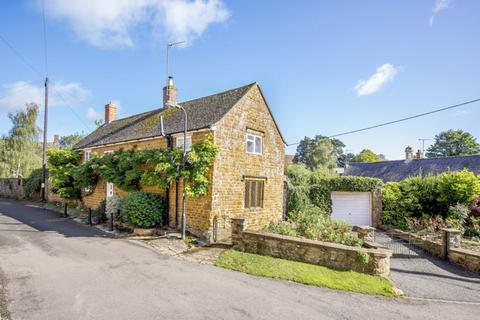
[0,199,479,320]
[376,231,480,302]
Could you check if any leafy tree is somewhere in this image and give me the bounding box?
[47,149,82,200]
[426,129,480,158]
[0,103,41,178]
[293,135,343,170]
[350,149,383,163]
[59,133,85,149]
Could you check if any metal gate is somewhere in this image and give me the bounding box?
[374,230,416,258]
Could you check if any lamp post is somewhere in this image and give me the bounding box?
[161,102,188,240]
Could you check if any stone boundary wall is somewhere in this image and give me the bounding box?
[0,178,25,200]
[380,225,480,273]
[232,217,391,276]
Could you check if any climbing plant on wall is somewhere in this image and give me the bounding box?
[48,135,219,201]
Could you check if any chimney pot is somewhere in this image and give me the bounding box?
[163,77,177,107]
[416,149,424,159]
[53,134,60,146]
[405,146,413,160]
[104,103,118,124]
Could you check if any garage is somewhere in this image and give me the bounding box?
[331,191,372,226]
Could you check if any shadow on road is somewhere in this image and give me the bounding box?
[0,198,109,238]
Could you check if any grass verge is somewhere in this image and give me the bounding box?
[215,249,396,297]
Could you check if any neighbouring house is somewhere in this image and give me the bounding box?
[74,79,286,242]
[344,146,480,182]
[284,154,294,165]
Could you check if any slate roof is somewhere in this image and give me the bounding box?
[75,83,257,149]
[343,155,480,182]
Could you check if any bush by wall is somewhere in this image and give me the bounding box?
[120,191,164,228]
[382,169,480,229]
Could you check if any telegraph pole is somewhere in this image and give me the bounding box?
[41,77,48,202]
[418,138,431,153]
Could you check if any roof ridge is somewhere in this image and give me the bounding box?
[178,82,257,106]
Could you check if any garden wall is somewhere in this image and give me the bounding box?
[0,178,25,199]
[380,225,480,273]
[232,217,391,276]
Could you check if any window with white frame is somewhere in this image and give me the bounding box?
[84,150,91,162]
[176,136,192,151]
[246,133,262,154]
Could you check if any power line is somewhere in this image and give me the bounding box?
[288,98,480,146]
[41,0,49,76]
[51,88,92,131]
[0,33,43,79]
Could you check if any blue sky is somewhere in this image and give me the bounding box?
[0,0,479,159]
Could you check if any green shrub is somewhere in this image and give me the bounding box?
[120,191,164,228]
[356,252,370,264]
[284,164,313,213]
[266,207,363,247]
[381,170,480,230]
[438,170,480,209]
[24,168,43,197]
[106,195,123,220]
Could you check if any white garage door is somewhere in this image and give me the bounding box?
[331,192,372,226]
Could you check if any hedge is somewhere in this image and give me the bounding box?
[285,164,383,216]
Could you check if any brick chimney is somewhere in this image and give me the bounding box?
[416,149,424,159]
[405,146,413,160]
[163,76,177,107]
[53,134,60,146]
[104,102,117,124]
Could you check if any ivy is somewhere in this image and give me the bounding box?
[47,136,219,201]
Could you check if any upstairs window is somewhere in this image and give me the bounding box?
[246,133,262,155]
[176,136,192,152]
[244,179,264,209]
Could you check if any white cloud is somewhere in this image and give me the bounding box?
[39,0,230,48]
[429,0,451,26]
[354,64,398,96]
[85,107,102,122]
[0,81,90,113]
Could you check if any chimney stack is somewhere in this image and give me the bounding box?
[104,102,117,124]
[405,146,413,160]
[163,76,177,107]
[416,149,424,159]
[53,134,60,146]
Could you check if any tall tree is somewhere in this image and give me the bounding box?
[350,149,383,163]
[0,104,41,178]
[426,130,480,158]
[293,135,338,170]
[59,133,85,149]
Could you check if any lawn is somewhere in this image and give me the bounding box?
[215,249,396,297]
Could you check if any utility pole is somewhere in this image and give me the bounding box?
[41,77,48,202]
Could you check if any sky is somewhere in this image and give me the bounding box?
[0,0,479,160]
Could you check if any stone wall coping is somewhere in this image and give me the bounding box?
[449,247,480,258]
[243,230,391,258]
[440,228,462,234]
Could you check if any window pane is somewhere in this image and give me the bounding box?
[244,182,250,208]
[247,140,254,153]
[255,137,262,153]
[250,182,256,207]
[259,181,264,207]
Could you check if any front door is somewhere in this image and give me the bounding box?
[106,182,114,198]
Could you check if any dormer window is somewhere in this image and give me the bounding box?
[246,133,262,155]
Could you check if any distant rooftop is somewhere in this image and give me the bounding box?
[344,154,480,182]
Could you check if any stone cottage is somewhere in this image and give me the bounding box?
[74,79,286,242]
